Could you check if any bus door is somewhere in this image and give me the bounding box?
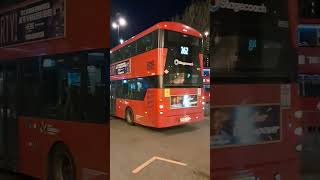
[0,63,19,170]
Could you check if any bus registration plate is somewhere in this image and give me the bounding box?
[180,116,191,123]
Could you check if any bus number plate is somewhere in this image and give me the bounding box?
[180,116,191,123]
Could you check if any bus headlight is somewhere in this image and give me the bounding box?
[294,127,303,136]
[160,111,164,115]
[274,173,281,180]
[294,110,303,119]
[202,96,205,100]
[159,105,164,109]
[202,102,205,105]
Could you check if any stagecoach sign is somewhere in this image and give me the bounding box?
[0,0,65,47]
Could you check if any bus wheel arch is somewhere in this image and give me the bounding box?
[48,142,76,180]
[125,107,135,125]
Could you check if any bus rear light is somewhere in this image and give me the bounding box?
[294,127,303,136]
[294,110,303,119]
[159,105,164,109]
[296,144,303,152]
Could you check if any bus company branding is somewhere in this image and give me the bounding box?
[211,105,281,148]
[0,0,65,47]
[39,121,60,135]
[174,59,194,66]
[215,0,268,13]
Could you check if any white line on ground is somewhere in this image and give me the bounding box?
[132,156,187,174]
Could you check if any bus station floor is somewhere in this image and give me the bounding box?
[110,109,210,180]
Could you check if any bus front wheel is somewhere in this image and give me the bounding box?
[48,143,76,180]
[125,108,135,125]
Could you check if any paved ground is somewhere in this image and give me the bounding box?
[0,170,35,180]
[110,109,210,180]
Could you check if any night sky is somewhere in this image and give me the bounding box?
[111,0,192,48]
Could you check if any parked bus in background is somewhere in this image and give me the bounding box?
[293,0,320,175]
[0,0,108,179]
[110,22,205,128]
[210,0,300,179]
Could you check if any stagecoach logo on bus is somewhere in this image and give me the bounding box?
[174,59,194,66]
[0,0,65,47]
[39,121,60,135]
[213,0,268,13]
[211,104,281,148]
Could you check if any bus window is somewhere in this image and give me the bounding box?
[137,31,158,54]
[20,59,41,116]
[41,55,83,120]
[84,52,107,122]
[299,0,320,18]
[163,30,202,87]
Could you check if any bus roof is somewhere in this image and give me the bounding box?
[111,21,202,52]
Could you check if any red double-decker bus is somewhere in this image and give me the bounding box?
[110,22,205,128]
[211,0,301,179]
[0,0,108,179]
[293,0,320,175]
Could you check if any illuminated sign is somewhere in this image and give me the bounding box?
[171,95,198,109]
[180,46,189,55]
[248,39,257,51]
[174,59,194,66]
[0,0,65,47]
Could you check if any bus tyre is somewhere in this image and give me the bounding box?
[48,144,75,180]
[126,108,135,125]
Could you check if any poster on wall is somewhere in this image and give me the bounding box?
[0,0,65,47]
[211,104,281,148]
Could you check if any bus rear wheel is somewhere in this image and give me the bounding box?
[125,108,135,125]
[49,144,75,180]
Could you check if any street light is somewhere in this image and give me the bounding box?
[204,31,209,37]
[119,39,124,44]
[112,16,127,43]
[118,17,127,26]
[112,22,118,29]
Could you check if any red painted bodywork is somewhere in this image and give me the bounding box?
[211,85,300,180]
[292,0,320,163]
[0,0,109,179]
[210,0,301,179]
[111,22,205,128]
